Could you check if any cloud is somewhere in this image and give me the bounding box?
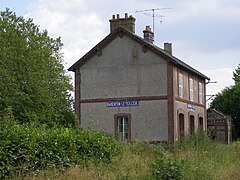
[201,67,235,107]
[172,43,240,70]
[202,68,234,95]
[27,0,106,67]
[26,0,171,68]
[166,0,240,24]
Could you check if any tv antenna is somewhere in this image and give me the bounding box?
[135,8,171,34]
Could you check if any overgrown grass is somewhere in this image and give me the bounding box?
[175,131,240,180]
[28,133,240,180]
[4,125,240,179]
[14,142,159,179]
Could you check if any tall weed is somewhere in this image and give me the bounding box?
[175,131,240,179]
[177,130,213,151]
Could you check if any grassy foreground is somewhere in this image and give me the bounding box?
[16,142,156,179]
[176,133,240,180]
[16,132,240,180]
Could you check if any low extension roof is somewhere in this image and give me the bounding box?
[68,27,210,80]
[207,108,232,120]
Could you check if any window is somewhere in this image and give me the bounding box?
[189,78,194,101]
[199,82,203,104]
[178,73,183,98]
[179,113,185,140]
[199,117,203,130]
[114,114,131,142]
[189,115,195,134]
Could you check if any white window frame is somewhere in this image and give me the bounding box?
[189,78,194,101]
[178,73,183,98]
[199,82,203,104]
[115,114,131,142]
[117,116,128,141]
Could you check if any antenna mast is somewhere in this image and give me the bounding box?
[135,8,171,34]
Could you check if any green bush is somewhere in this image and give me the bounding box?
[0,121,118,179]
[150,150,184,180]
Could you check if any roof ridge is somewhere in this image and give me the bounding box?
[68,27,210,80]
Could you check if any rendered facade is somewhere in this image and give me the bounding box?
[68,13,210,142]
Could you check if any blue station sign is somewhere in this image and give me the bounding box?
[106,101,139,107]
[187,103,195,110]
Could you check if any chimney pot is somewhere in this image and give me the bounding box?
[143,25,154,43]
[117,14,120,19]
[146,26,151,31]
[112,15,115,19]
[125,13,128,18]
[164,42,172,55]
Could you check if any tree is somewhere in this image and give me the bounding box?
[233,63,240,85]
[0,8,74,126]
[210,65,240,139]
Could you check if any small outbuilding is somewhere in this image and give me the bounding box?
[207,108,232,144]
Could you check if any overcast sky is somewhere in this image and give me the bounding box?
[1,0,240,105]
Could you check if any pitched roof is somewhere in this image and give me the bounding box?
[207,108,232,121]
[68,27,210,80]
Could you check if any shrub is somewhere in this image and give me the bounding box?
[0,121,119,179]
[150,150,184,180]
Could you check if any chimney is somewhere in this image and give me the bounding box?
[143,26,154,44]
[164,42,172,55]
[109,13,136,33]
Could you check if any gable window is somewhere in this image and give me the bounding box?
[178,73,183,98]
[199,82,203,104]
[189,78,194,101]
[114,114,131,142]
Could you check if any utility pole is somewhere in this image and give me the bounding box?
[135,8,171,34]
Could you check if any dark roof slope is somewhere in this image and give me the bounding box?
[207,108,232,120]
[68,27,210,80]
